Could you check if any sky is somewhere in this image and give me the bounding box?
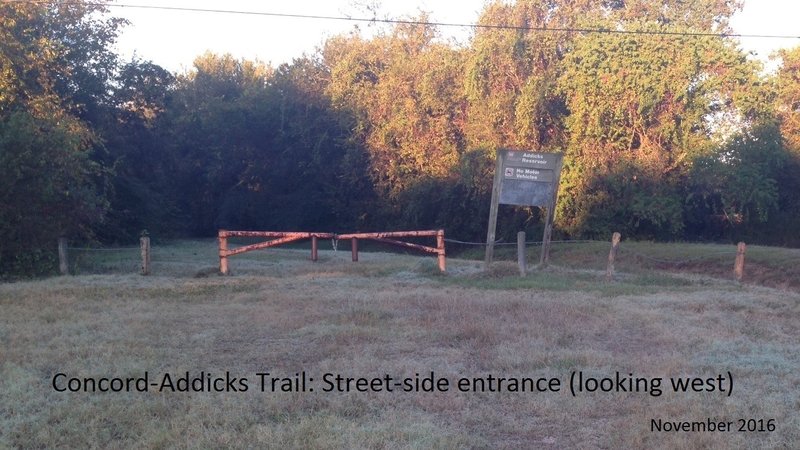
[111,0,800,73]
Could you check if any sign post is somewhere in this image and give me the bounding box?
[484,152,504,266]
[485,150,563,268]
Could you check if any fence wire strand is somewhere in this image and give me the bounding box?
[67,246,139,251]
[444,238,600,246]
[619,249,738,265]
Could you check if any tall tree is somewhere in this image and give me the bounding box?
[555,2,753,238]
[776,46,800,154]
[765,46,800,244]
[158,53,372,234]
[324,19,468,201]
[97,59,178,241]
[0,0,123,275]
[0,0,125,119]
[464,0,578,152]
[160,53,273,234]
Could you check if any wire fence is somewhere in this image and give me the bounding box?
[61,238,220,276]
[444,234,800,288]
[66,246,142,275]
[57,235,800,289]
[443,237,610,266]
[618,248,737,266]
[444,238,598,247]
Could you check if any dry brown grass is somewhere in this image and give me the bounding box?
[1,241,798,448]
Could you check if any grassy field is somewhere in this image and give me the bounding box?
[1,240,799,448]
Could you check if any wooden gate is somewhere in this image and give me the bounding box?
[337,230,446,272]
[218,229,446,274]
[218,230,334,275]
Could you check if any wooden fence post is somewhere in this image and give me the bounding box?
[58,238,68,275]
[351,238,358,262]
[734,242,746,282]
[140,236,151,275]
[437,229,446,273]
[517,231,527,276]
[219,231,229,275]
[311,236,319,262]
[606,232,621,281]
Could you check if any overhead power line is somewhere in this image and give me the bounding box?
[3,0,800,40]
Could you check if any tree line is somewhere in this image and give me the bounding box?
[1,0,799,276]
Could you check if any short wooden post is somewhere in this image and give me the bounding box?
[351,237,358,262]
[539,221,553,267]
[606,232,621,281]
[140,236,151,275]
[517,231,527,276]
[58,237,68,275]
[311,236,318,262]
[436,229,446,273]
[734,242,746,282]
[219,231,229,275]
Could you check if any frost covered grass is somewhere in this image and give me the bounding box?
[1,241,798,448]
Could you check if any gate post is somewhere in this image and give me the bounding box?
[437,229,446,273]
[219,230,229,275]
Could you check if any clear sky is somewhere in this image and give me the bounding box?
[111,0,800,73]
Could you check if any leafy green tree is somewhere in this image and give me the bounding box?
[324,18,468,201]
[159,53,273,234]
[0,110,107,275]
[763,47,800,245]
[557,10,755,237]
[97,59,179,241]
[686,123,784,239]
[0,0,122,275]
[776,47,800,154]
[230,57,375,232]
[158,53,373,235]
[611,0,742,29]
[0,1,125,119]
[464,0,576,152]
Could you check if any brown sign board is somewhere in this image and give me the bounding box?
[499,151,562,207]
[503,167,555,183]
[503,151,560,169]
[485,150,564,267]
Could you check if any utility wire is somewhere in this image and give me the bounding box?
[3,0,800,40]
